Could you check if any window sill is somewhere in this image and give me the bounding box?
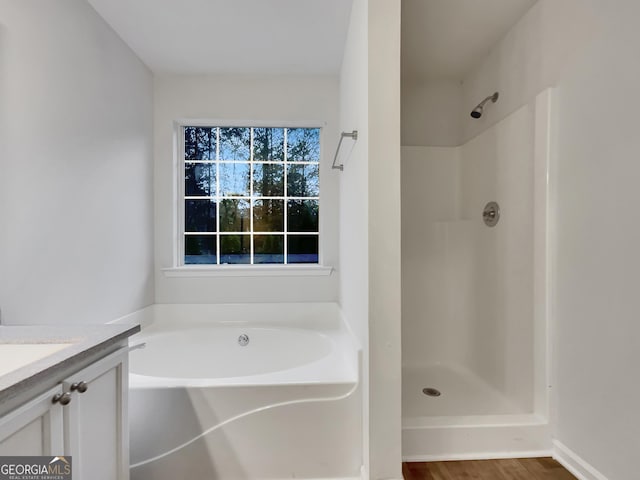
[162,265,334,278]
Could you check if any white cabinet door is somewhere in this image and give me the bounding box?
[63,348,129,480]
[0,385,65,456]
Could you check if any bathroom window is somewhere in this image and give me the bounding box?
[181,126,320,265]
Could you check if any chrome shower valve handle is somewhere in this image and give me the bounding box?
[483,201,500,227]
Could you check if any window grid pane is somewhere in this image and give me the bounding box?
[215,127,221,263]
[250,127,254,264]
[183,126,320,265]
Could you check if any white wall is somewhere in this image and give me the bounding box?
[367,0,402,477]
[401,79,463,147]
[340,0,369,365]
[460,0,594,143]
[340,0,402,478]
[339,0,369,474]
[0,0,154,325]
[153,75,340,304]
[460,1,640,478]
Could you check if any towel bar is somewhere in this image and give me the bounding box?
[331,130,358,171]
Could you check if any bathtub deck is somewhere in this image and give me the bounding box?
[402,458,576,480]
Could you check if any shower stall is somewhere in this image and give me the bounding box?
[401,89,553,460]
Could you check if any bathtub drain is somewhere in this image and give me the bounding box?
[238,334,249,346]
[422,387,441,397]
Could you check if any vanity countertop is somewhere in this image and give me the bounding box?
[0,323,140,406]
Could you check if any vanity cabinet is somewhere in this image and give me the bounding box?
[0,347,129,480]
[0,385,65,455]
[63,348,129,480]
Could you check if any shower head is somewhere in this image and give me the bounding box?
[470,107,483,119]
[470,92,499,119]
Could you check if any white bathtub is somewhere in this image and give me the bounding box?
[125,303,361,480]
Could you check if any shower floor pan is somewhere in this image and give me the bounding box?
[402,364,551,461]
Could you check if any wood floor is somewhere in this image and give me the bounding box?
[402,458,577,480]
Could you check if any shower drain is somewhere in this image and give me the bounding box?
[422,387,441,397]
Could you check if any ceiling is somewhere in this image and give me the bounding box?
[402,0,538,81]
[88,0,536,79]
[87,0,353,75]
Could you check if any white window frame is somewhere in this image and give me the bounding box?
[164,119,333,278]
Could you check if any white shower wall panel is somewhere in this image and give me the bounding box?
[459,104,535,411]
[401,147,466,368]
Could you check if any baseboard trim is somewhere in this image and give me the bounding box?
[403,450,552,463]
[402,438,611,480]
[266,477,360,480]
[553,440,609,480]
[357,464,402,480]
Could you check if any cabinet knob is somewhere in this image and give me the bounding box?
[70,381,88,393]
[52,392,72,405]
